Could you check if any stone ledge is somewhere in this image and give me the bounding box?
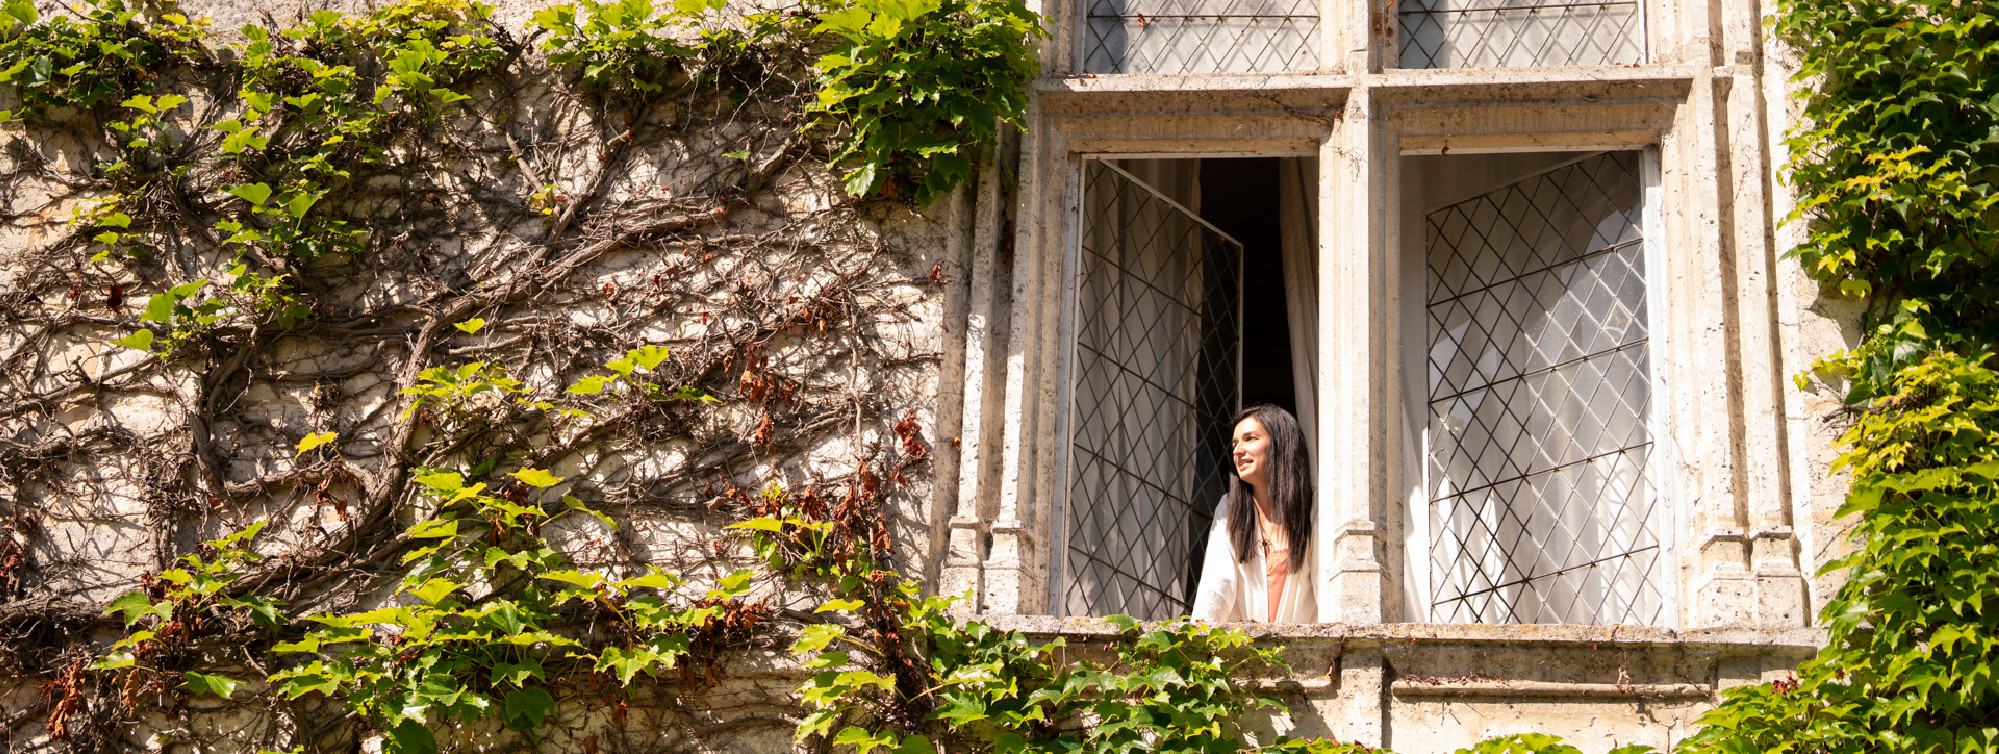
[974,615,1826,653]
[1389,679,1709,699]
[1032,65,1699,105]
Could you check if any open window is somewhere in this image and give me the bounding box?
[1399,150,1673,626]
[1053,157,1319,620]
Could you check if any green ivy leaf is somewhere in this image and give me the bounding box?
[727,517,787,532]
[596,645,661,683]
[501,687,554,730]
[3,0,36,26]
[566,374,612,395]
[562,496,618,530]
[617,568,679,590]
[226,183,274,206]
[142,293,176,323]
[407,577,460,605]
[843,163,878,198]
[385,720,437,754]
[415,471,465,493]
[221,596,287,630]
[409,519,459,539]
[183,672,244,699]
[832,727,896,754]
[509,468,564,488]
[287,192,322,219]
[113,328,155,352]
[628,345,670,371]
[491,659,545,688]
[540,570,606,590]
[91,650,136,670]
[713,569,753,596]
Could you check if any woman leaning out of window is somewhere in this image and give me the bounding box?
[1191,404,1317,623]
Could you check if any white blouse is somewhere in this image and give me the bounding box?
[1190,496,1318,623]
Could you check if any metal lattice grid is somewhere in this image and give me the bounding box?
[1062,159,1243,620]
[1082,0,1319,74]
[1423,151,1665,626]
[1397,0,1644,69]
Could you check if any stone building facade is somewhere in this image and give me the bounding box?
[0,0,1855,747]
[929,0,1851,747]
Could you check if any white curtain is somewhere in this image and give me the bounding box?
[1278,157,1318,464]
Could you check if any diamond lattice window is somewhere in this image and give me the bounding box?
[1422,151,1665,626]
[1082,0,1319,74]
[1397,0,1644,69]
[1060,160,1243,620]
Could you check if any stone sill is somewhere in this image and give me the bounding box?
[975,615,1826,654]
[1035,65,1699,103]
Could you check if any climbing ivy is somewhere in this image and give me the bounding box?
[1680,2,1999,754]
[808,0,1045,204]
[0,0,1040,356]
[0,0,208,115]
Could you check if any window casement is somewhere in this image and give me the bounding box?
[1403,150,1672,626]
[1058,159,1247,619]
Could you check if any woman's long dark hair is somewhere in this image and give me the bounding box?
[1226,404,1314,572]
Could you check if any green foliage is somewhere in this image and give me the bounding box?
[791,588,1288,754]
[1682,2,1999,754]
[30,0,1038,361]
[532,0,1045,203]
[265,464,706,748]
[400,359,531,419]
[257,463,758,748]
[0,0,207,116]
[225,0,503,265]
[1773,0,1999,405]
[809,0,1044,204]
[530,0,726,103]
[566,344,718,406]
[1684,353,1999,754]
[90,521,283,701]
[87,338,756,748]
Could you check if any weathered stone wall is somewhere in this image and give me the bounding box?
[0,0,979,748]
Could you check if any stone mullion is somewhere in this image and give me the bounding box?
[1318,85,1391,626]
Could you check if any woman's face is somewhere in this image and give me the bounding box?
[1232,416,1271,489]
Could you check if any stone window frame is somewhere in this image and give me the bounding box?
[935,0,1814,631]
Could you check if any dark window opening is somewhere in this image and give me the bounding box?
[1200,157,1296,417]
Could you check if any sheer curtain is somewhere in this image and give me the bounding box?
[1278,157,1318,463]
